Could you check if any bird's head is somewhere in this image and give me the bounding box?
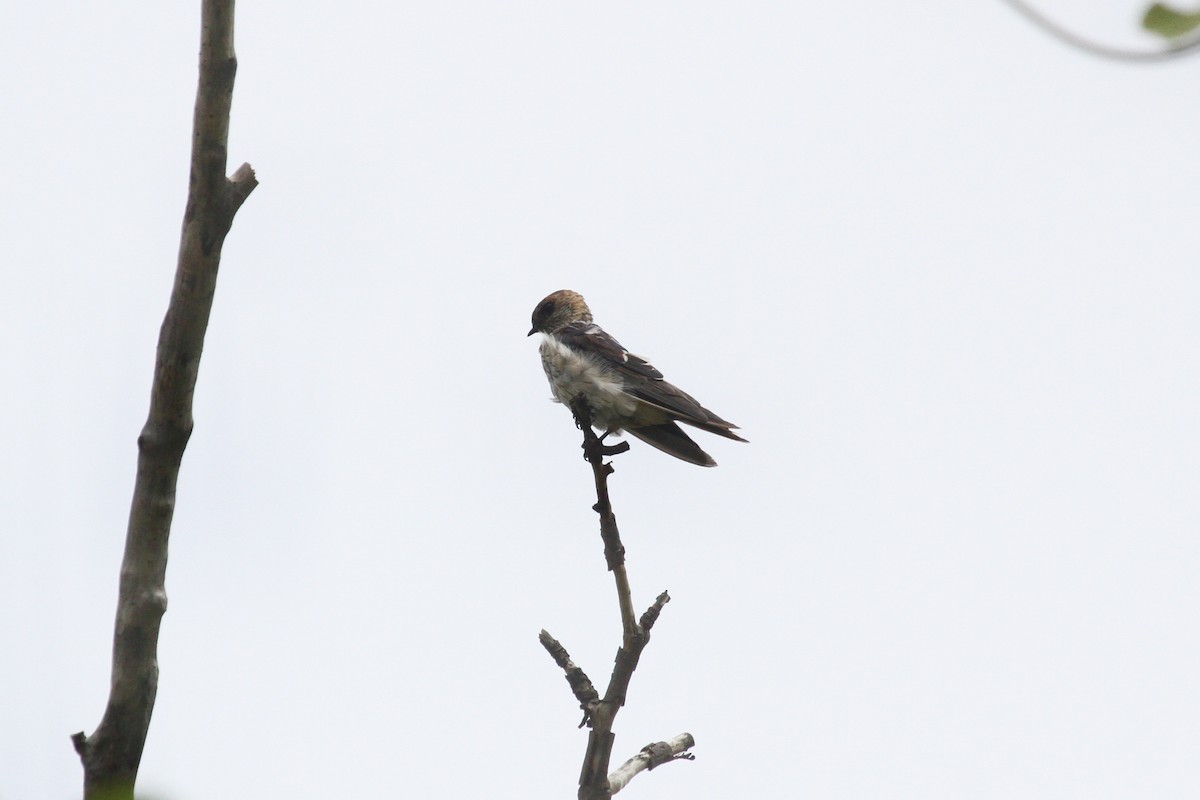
[528,289,593,336]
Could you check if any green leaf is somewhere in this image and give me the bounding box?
[1143,3,1200,38]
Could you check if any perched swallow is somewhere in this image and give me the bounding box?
[528,289,746,467]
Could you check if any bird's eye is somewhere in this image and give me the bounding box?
[539,300,556,316]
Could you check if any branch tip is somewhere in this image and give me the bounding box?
[640,591,671,632]
[606,733,697,794]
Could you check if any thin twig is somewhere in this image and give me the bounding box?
[1000,0,1200,61]
[568,396,637,647]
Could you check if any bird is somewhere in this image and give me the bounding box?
[528,289,746,467]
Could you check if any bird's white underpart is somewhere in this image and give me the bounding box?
[538,333,638,431]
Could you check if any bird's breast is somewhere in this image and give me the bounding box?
[539,335,638,429]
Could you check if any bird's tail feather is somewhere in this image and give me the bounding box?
[626,422,718,467]
[685,417,749,443]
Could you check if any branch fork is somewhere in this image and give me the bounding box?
[539,396,695,798]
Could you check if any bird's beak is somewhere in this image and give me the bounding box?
[527,327,537,336]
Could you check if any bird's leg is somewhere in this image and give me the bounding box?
[569,395,630,463]
[581,428,631,464]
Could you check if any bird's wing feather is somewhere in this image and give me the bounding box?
[625,422,717,467]
[555,322,662,380]
[556,321,748,442]
[628,381,748,441]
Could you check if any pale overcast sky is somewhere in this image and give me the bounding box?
[3,2,1199,798]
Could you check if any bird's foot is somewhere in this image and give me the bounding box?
[582,432,630,463]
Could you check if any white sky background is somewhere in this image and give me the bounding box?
[2,1,1198,798]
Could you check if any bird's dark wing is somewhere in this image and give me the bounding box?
[556,321,747,443]
[625,422,717,467]
[625,377,747,441]
[555,322,663,380]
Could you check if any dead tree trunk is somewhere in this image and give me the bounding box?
[71,2,256,798]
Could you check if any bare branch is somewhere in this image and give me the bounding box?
[607,734,696,795]
[568,396,637,648]
[72,2,255,798]
[540,629,601,726]
[559,397,690,800]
